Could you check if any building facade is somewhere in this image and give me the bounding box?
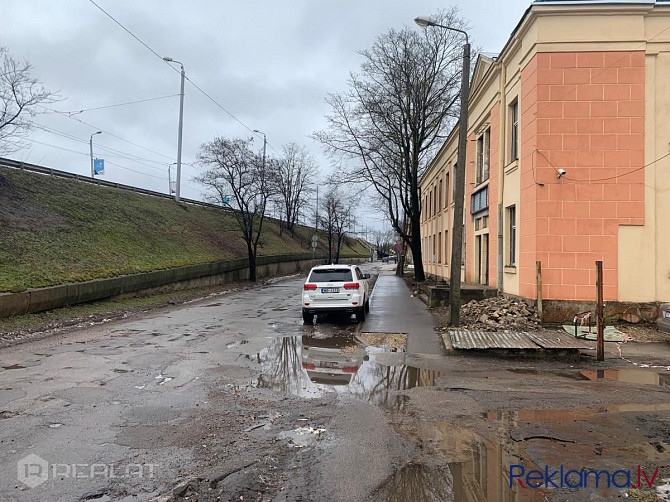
[420,0,670,305]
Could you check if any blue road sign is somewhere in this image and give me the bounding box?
[93,158,104,175]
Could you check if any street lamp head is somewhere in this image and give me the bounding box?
[162,56,173,62]
[414,16,436,28]
[94,131,102,135]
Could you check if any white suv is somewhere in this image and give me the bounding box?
[302,264,371,323]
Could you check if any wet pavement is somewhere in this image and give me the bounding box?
[0,262,669,502]
[364,271,445,355]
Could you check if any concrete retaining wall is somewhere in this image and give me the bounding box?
[0,253,367,318]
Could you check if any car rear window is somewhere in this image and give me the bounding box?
[309,269,353,282]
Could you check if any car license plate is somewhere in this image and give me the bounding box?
[321,287,339,293]
[320,361,338,368]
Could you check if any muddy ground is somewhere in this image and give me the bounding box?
[1,264,669,502]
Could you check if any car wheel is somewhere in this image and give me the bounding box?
[356,306,366,322]
[364,298,370,313]
[302,310,313,324]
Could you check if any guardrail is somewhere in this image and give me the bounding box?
[0,156,228,211]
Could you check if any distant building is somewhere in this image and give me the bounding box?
[420,0,670,305]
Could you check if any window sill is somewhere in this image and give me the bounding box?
[472,178,490,192]
[504,161,518,175]
[504,266,517,274]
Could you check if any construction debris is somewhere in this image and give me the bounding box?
[459,297,542,332]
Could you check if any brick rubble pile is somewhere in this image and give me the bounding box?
[459,296,542,331]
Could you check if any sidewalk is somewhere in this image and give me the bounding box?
[365,269,444,355]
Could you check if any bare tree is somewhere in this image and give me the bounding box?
[1,45,58,154]
[276,143,318,235]
[314,9,467,281]
[373,228,397,258]
[319,188,351,264]
[197,137,276,282]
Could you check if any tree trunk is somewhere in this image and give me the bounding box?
[409,211,425,281]
[247,241,257,282]
[409,237,425,282]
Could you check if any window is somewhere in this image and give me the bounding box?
[445,172,450,207]
[433,234,437,262]
[444,231,449,264]
[509,100,519,162]
[438,179,442,211]
[507,205,516,266]
[452,163,457,201]
[428,235,432,262]
[433,186,437,217]
[309,269,353,282]
[476,127,490,185]
[438,232,442,263]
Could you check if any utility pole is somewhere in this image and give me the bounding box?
[449,34,470,327]
[163,57,185,202]
[414,17,470,325]
[89,131,102,177]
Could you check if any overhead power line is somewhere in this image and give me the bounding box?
[52,94,180,116]
[87,0,284,158]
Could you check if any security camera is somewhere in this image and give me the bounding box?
[557,168,566,178]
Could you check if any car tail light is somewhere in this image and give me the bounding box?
[342,366,358,373]
[343,283,359,290]
[302,363,316,370]
[303,283,317,290]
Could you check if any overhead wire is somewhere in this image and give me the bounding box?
[52,94,180,116]
[31,122,172,172]
[87,0,284,158]
[536,148,670,183]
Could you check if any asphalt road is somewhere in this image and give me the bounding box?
[1,262,670,502]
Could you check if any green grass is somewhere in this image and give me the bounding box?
[0,167,367,292]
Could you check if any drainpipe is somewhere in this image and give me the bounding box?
[497,62,506,292]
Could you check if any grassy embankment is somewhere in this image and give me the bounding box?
[0,167,367,292]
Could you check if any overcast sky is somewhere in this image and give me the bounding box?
[2,0,530,229]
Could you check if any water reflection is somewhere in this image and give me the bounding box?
[253,334,445,409]
[376,432,546,502]
[580,369,670,386]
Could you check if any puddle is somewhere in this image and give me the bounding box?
[252,334,445,409]
[580,369,670,386]
[375,434,548,502]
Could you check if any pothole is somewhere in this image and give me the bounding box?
[252,333,444,409]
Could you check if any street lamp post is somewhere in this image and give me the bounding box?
[415,16,471,327]
[253,129,267,172]
[253,129,268,212]
[163,57,185,202]
[89,131,102,177]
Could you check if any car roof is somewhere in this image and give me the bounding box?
[310,264,356,270]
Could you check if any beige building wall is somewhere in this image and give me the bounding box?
[419,1,670,304]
